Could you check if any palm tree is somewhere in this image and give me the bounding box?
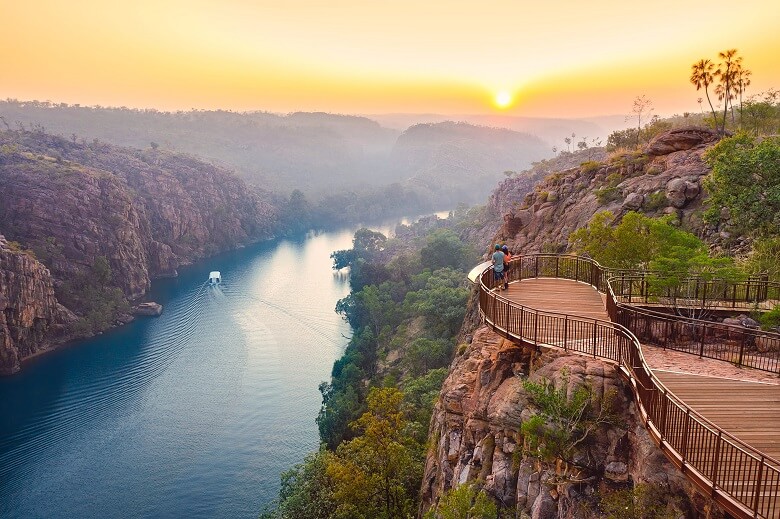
[690,59,719,131]
[733,58,752,124]
[715,49,739,131]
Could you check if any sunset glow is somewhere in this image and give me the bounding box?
[2,0,779,117]
[495,92,513,109]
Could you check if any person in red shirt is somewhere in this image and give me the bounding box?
[501,245,511,290]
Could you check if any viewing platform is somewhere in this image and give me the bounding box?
[475,255,780,519]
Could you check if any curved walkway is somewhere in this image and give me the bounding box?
[477,258,780,519]
[504,278,780,464]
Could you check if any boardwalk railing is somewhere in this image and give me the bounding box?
[610,272,780,311]
[476,254,780,519]
[496,255,780,374]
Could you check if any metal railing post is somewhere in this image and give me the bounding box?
[752,456,765,516]
[699,323,706,358]
[534,312,539,345]
[738,333,746,368]
[660,389,669,440]
[563,315,568,351]
[505,301,510,331]
[712,430,723,491]
[519,306,525,340]
[681,408,691,463]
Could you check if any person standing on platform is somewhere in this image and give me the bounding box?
[501,245,512,290]
[491,244,505,291]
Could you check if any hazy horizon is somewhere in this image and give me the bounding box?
[4,0,778,119]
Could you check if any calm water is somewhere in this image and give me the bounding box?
[0,222,412,519]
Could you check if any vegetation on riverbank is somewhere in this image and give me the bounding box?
[262,212,482,518]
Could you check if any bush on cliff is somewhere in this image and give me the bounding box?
[704,134,780,237]
[520,373,620,478]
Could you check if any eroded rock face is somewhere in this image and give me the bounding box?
[0,131,279,373]
[0,235,73,374]
[421,325,694,518]
[488,127,719,255]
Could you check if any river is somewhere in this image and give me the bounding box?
[0,216,443,518]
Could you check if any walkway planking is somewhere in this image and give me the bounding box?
[503,278,609,321]
[655,370,780,464]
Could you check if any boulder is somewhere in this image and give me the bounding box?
[646,126,721,156]
[666,178,700,208]
[622,192,644,210]
[133,302,163,317]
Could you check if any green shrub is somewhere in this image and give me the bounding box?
[520,372,619,475]
[605,172,622,186]
[598,484,679,519]
[580,161,601,174]
[644,191,668,211]
[759,307,780,331]
[596,187,621,205]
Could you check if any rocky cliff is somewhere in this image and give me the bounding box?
[490,127,723,254]
[0,235,73,373]
[421,127,732,517]
[0,130,280,373]
[421,326,699,518]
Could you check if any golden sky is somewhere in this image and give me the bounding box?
[2,0,779,117]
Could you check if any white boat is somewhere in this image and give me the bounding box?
[208,271,221,285]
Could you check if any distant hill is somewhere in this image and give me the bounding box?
[0,102,400,194]
[368,113,629,146]
[0,101,554,207]
[391,121,549,205]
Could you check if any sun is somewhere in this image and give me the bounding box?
[494,91,512,109]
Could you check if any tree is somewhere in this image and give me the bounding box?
[569,211,657,269]
[715,49,739,132]
[741,89,778,136]
[740,237,780,282]
[690,59,719,131]
[424,482,498,519]
[263,449,338,519]
[733,59,752,122]
[327,387,422,519]
[631,95,653,146]
[569,210,739,287]
[419,228,475,272]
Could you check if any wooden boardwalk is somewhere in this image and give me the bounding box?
[502,277,609,321]
[481,264,780,517]
[505,279,780,458]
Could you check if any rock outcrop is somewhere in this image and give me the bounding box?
[421,326,695,518]
[645,126,721,156]
[0,235,73,374]
[488,127,723,254]
[0,130,280,373]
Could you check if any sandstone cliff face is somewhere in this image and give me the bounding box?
[0,235,73,374]
[0,130,280,373]
[421,326,694,518]
[490,127,722,254]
